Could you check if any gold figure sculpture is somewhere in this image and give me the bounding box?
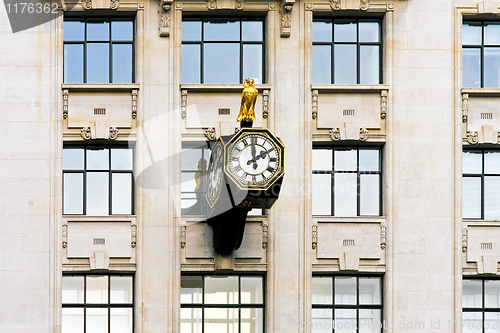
[237,78,258,122]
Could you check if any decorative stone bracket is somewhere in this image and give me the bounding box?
[280,2,293,37]
[467,131,478,144]
[262,220,268,249]
[82,0,120,10]
[63,90,69,119]
[204,127,216,141]
[312,224,318,249]
[206,0,244,10]
[462,228,468,253]
[380,224,386,250]
[131,224,137,248]
[262,90,269,119]
[62,224,68,248]
[462,93,468,123]
[312,90,318,119]
[181,224,186,248]
[181,90,187,119]
[158,0,173,37]
[380,90,387,119]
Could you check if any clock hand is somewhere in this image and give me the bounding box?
[250,137,257,170]
[246,150,268,165]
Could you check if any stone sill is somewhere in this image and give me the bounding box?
[313,216,386,224]
[62,83,140,92]
[183,215,267,223]
[461,88,500,97]
[63,215,137,223]
[180,84,271,92]
[311,84,389,93]
[463,219,500,226]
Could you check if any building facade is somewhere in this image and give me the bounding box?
[2,0,500,332]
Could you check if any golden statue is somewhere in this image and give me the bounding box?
[237,78,258,122]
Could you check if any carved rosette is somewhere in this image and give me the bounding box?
[206,0,216,10]
[360,0,369,10]
[132,90,138,119]
[262,220,268,249]
[262,90,269,119]
[63,89,69,119]
[312,90,318,119]
[312,225,317,249]
[109,127,119,140]
[380,225,386,250]
[181,225,186,248]
[204,127,216,141]
[462,93,469,123]
[467,131,478,144]
[62,224,68,248]
[330,128,341,141]
[110,0,119,9]
[131,224,137,248]
[235,0,244,10]
[181,90,187,119]
[280,3,293,37]
[359,128,369,142]
[462,228,468,253]
[82,0,92,9]
[380,90,387,119]
[81,127,92,141]
[330,0,340,10]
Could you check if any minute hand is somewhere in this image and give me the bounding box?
[247,150,267,165]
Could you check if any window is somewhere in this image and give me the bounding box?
[312,147,381,216]
[312,276,382,333]
[312,18,382,84]
[463,150,500,219]
[462,21,500,88]
[181,275,264,333]
[62,274,134,333]
[182,18,264,84]
[64,18,134,83]
[463,278,500,333]
[63,145,134,215]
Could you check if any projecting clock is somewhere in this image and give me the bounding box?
[206,140,224,208]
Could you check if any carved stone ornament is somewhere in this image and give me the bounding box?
[360,0,369,10]
[63,89,69,119]
[158,0,172,37]
[206,0,216,10]
[81,127,92,141]
[181,90,187,119]
[235,0,244,10]
[462,93,469,123]
[312,90,318,119]
[131,224,137,248]
[109,127,119,140]
[380,225,386,250]
[62,224,68,248]
[262,220,268,249]
[330,128,341,141]
[181,225,186,248]
[262,90,269,119]
[359,128,369,142]
[204,127,216,141]
[110,0,119,9]
[280,3,293,37]
[387,3,394,11]
[462,228,468,253]
[497,132,500,144]
[380,90,387,119]
[330,0,341,10]
[132,90,138,119]
[312,225,317,249]
[82,0,92,10]
[467,131,478,144]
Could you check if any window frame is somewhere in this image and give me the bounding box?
[462,277,500,333]
[181,17,266,84]
[63,143,135,216]
[63,17,136,84]
[312,17,383,85]
[312,145,383,217]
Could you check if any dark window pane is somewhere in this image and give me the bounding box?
[63,173,83,214]
[360,174,380,216]
[64,44,84,83]
[87,43,110,83]
[204,43,239,83]
[242,21,263,41]
[87,148,109,170]
[313,20,332,42]
[484,47,500,88]
[484,176,500,219]
[64,20,85,41]
[360,45,380,84]
[204,19,239,41]
[86,172,109,215]
[63,148,84,170]
[182,44,201,83]
[111,148,133,170]
[463,150,483,174]
[334,173,357,217]
[463,177,481,218]
[87,19,109,41]
[243,44,263,84]
[462,48,481,88]
[359,22,380,42]
[112,173,132,215]
[334,20,356,42]
[182,21,202,41]
[334,44,357,84]
[113,44,133,83]
[111,21,133,41]
[484,23,500,45]
[463,23,482,45]
[312,45,331,84]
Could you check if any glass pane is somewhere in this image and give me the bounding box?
[205,276,238,304]
[334,308,356,333]
[111,308,133,333]
[312,174,331,215]
[312,309,333,333]
[64,148,84,170]
[87,20,109,41]
[181,276,202,304]
[182,172,198,192]
[313,149,332,171]
[360,174,380,216]
[181,308,202,333]
[64,20,85,41]
[463,312,482,333]
[359,277,381,305]
[183,21,202,41]
[463,279,482,308]
[334,20,356,42]
[64,44,84,83]
[86,308,108,333]
[204,43,239,83]
[111,21,133,41]
[335,149,357,171]
[63,173,83,215]
[463,48,481,88]
[204,19,239,41]
[359,149,380,172]
[241,308,263,333]
[484,48,500,88]
[113,44,132,83]
[463,151,483,174]
[87,148,109,170]
[335,276,356,305]
[485,312,500,333]
[484,176,500,219]
[359,309,381,333]
[463,23,482,45]
[312,277,333,304]
[312,45,331,84]
[181,194,198,212]
[334,173,357,217]
[242,21,263,41]
[313,20,332,42]
[62,308,84,333]
[62,276,84,304]
[86,172,109,216]
[86,275,108,303]
[485,151,500,174]
[485,23,500,45]
[87,43,110,83]
[360,45,379,84]
[205,308,239,333]
[243,44,263,84]
[486,280,500,308]
[334,44,357,84]
[182,147,204,170]
[182,44,201,83]
[359,22,380,42]
[112,173,132,215]
[241,277,263,304]
[111,148,133,170]
[110,276,133,303]
[463,177,481,218]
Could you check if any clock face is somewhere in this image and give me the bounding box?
[227,132,281,187]
[207,142,224,208]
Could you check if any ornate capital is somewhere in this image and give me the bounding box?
[330,128,341,141]
[81,127,92,141]
[467,131,478,144]
[280,3,293,37]
[359,128,369,142]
